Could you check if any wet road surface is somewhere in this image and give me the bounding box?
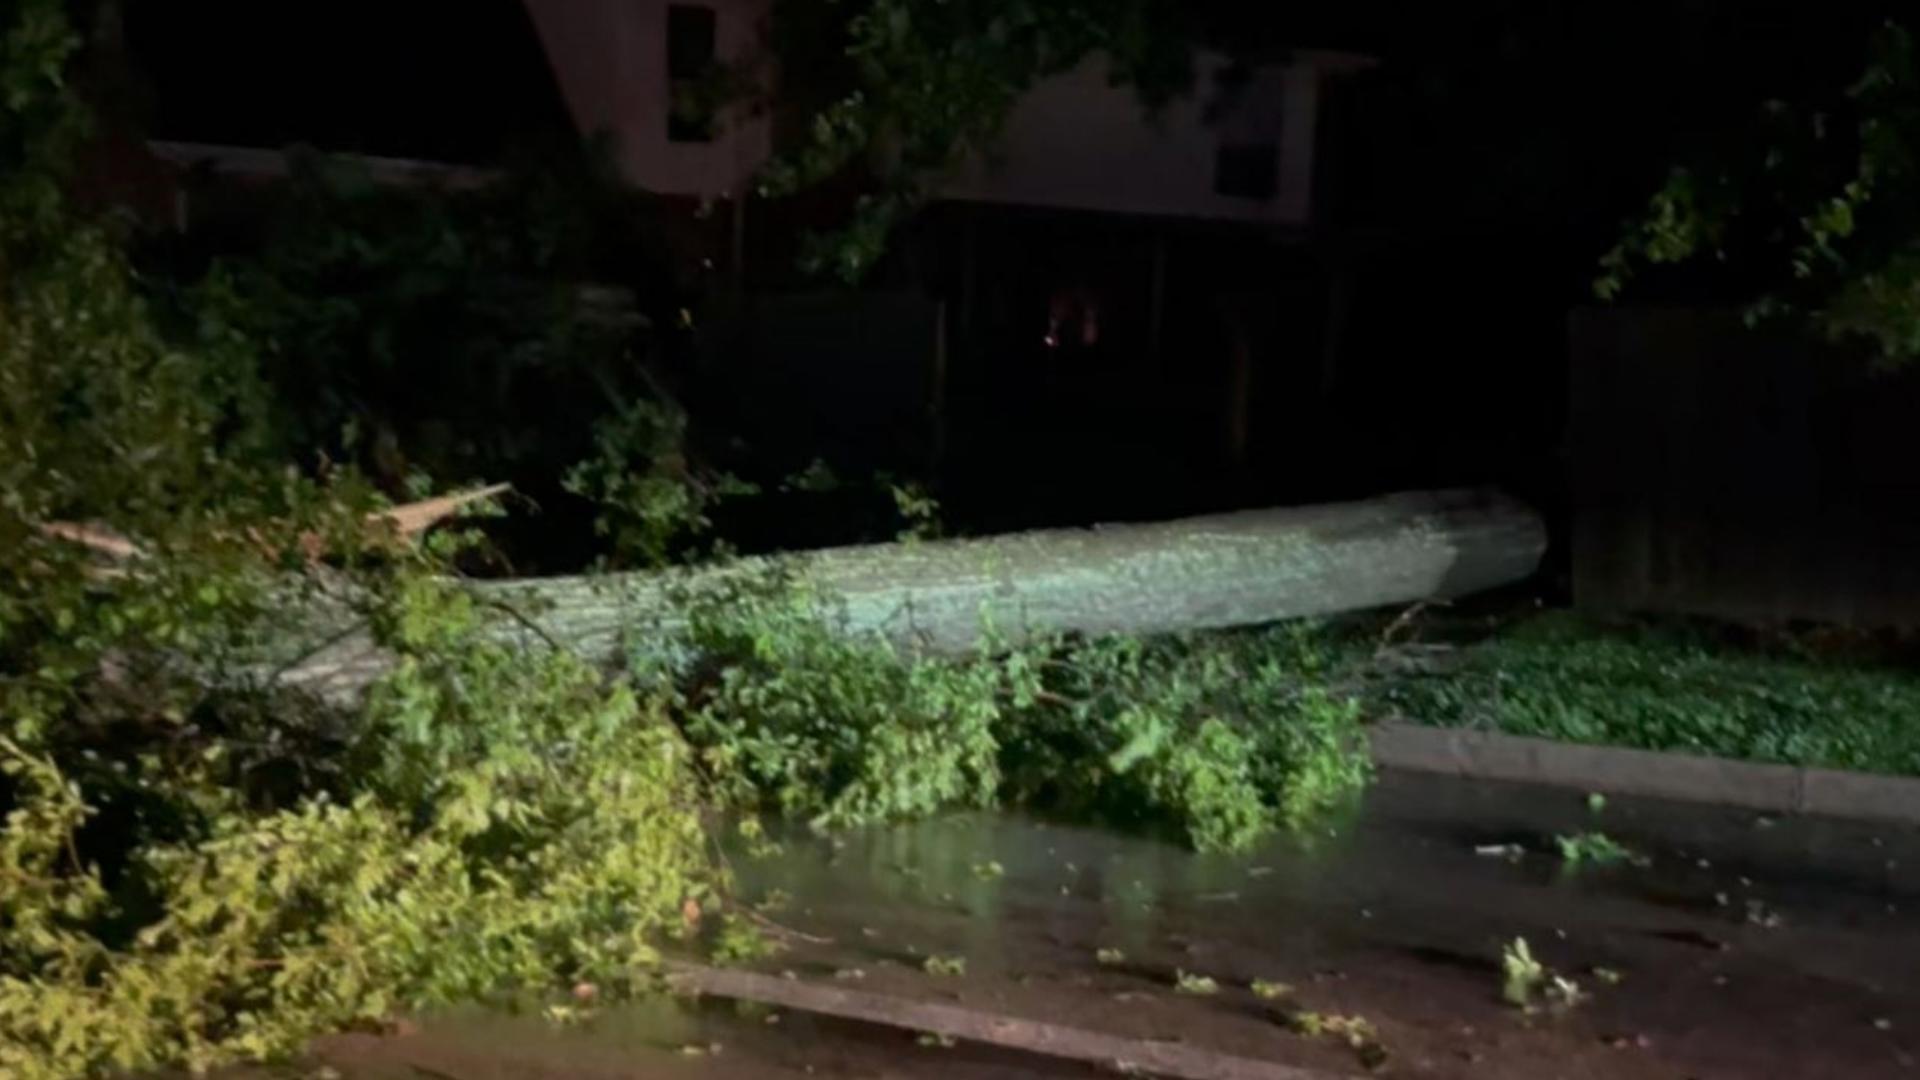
[214,769,1920,1079]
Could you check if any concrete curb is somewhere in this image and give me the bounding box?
[1368,722,1920,825]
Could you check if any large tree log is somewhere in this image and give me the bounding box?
[280,488,1545,698]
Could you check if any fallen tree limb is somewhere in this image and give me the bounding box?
[665,964,1345,1080]
[38,483,511,563]
[37,520,146,560]
[277,487,1546,699]
[369,483,512,538]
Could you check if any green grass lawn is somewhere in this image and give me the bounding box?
[1355,611,1920,777]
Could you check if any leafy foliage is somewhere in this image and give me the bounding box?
[922,954,967,977]
[174,145,683,486]
[1173,970,1220,995]
[0,603,714,1080]
[171,145,945,568]
[1281,1009,1387,1070]
[562,396,758,568]
[661,574,1372,852]
[1498,937,1582,1011]
[760,0,1201,279]
[155,140,749,573]
[1250,978,1293,1000]
[1002,626,1371,849]
[710,914,779,966]
[1553,831,1638,867]
[667,573,1010,829]
[887,479,943,541]
[1,7,715,1074]
[1376,612,1920,776]
[1499,937,1544,1007]
[1,0,335,758]
[1598,22,1920,366]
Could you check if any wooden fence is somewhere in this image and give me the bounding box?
[1571,307,1920,627]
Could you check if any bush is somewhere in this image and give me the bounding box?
[666,573,1007,828]
[663,574,1373,852]
[169,145,683,494]
[133,125,746,573]
[1001,626,1371,850]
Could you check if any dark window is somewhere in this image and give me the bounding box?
[667,4,719,142]
[1213,142,1278,200]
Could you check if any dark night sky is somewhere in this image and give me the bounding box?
[116,0,1908,290]
[123,0,576,163]
[119,2,1903,231]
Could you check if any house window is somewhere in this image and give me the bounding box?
[1214,141,1278,201]
[667,4,718,143]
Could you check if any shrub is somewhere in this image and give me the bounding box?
[663,573,1373,852]
[1002,625,1371,850]
[667,574,1006,828]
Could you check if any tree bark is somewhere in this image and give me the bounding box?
[279,488,1545,699]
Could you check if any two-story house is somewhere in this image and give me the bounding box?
[522,0,1382,523]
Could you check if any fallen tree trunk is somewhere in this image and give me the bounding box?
[281,487,1545,699]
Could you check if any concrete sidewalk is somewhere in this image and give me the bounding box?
[1370,721,1920,824]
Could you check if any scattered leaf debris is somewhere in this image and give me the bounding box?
[1173,970,1220,995]
[917,1032,959,1048]
[923,955,967,977]
[1251,978,1294,1000]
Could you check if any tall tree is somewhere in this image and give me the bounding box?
[1599,22,1920,366]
